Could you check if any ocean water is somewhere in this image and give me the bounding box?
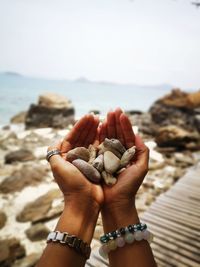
[0,73,174,126]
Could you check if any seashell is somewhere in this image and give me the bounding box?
[104,138,126,154]
[116,168,126,175]
[98,143,122,159]
[104,151,121,174]
[72,159,101,183]
[102,171,117,186]
[120,146,136,168]
[88,144,97,164]
[66,147,89,163]
[92,154,104,172]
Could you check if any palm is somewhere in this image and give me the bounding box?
[99,108,148,204]
[59,114,104,206]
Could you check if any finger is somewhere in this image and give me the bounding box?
[134,135,149,171]
[114,107,125,145]
[76,114,94,146]
[99,121,108,143]
[107,111,116,138]
[61,115,88,152]
[120,113,135,148]
[84,115,99,147]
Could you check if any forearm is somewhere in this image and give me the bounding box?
[101,201,157,267]
[37,198,100,267]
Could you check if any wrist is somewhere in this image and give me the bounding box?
[101,200,140,233]
[55,197,100,244]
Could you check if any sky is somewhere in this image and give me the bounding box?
[0,0,200,89]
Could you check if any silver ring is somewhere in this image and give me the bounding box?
[46,149,61,162]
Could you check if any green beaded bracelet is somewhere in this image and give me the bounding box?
[100,223,147,244]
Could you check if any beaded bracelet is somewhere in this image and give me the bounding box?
[99,223,153,259]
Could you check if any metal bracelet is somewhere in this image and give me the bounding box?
[47,231,91,259]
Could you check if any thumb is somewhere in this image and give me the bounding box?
[134,135,149,173]
[47,142,73,177]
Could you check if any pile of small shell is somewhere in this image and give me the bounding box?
[66,138,136,186]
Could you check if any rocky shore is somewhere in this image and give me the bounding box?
[0,89,200,267]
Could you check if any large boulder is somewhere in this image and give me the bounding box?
[0,238,25,267]
[149,89,200,149]
[16,189,63,223]
[155,125,200,150]
[0,212,7,229]
[25,223,49,241]
[13,253,41,267]
[25,93,75,129]
[10,111,27,124]
[5,149,35,164]
[0,163,48,193]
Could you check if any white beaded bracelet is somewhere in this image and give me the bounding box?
[99,228,153,259]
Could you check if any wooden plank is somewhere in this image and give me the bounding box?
[151,243,199,267]
[152,236,200,263]
[170,187,200,201]
[175,181,200,193]
[155,198,200,217]
[143,213,200,243]
[146,224,200,253]
[152,249,189,267]
[148,206,200,229]
[164,191,199,206]
[158,195,199,213]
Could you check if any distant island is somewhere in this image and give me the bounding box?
[3,71,22,76]
[0,71,173,90]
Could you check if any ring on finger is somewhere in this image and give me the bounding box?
[46,149,61,162]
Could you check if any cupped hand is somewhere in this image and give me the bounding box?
[99,108,149,208]
[48,114,104,209]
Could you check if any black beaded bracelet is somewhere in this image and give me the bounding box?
[100,223,147,244]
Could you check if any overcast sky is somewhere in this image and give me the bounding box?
[0,0,200,88]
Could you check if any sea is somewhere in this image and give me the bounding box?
[0,73,192,126]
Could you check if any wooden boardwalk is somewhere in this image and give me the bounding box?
[86,163,200,267]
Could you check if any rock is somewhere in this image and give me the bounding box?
[125,110,143,115]
[104,151,121,174]
[0,130,17,149]
[155,125,200,149]
[104,138,126,154]
[89,110,100,115]
[5,149,35,164]
[102,171,117,186]
[72,159,101,183]
[92,154,104,172]
[98,143,122,159]
[116,168,126,174]
[185,90,200,108]
[25,93,75,129]
[0,238,25,267]
[66,147,90,162]
[0,211,7,229]
[13,253,41,267]
[0,163,48,193]
[25,223,49,241]
[88,144,97,164]
[149,159,165,170]
[16,189,62,222]
[10,111,27,124]
[149,89,200,138]
[129,112,154,135]
[120,146,136,168]
[38,92,72,108]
